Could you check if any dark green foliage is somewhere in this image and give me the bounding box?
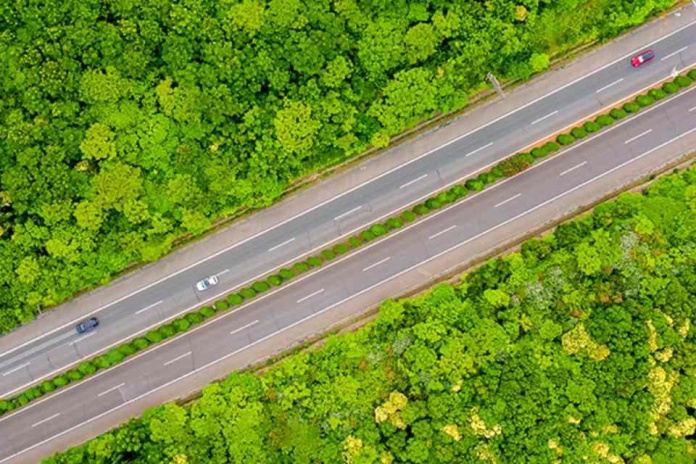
[107,348,125,365]
[321,249,336,261]
[77,361,97,376]
[674,75,692,88]
[252,281,270,293]
[173,318,191,333]
[449,185,468,199]
[688,69,696,80]
[610,108,628,119]
[53,376,70,388]
[200,306,216,319]
[132,338,150,351]
[530,147,547,159]
[543,141,561,153]
[465,178,485,191]
[239,288,257,300]
[348,236,363,247]
[118,343,137,357]
[595,114,615,127]
[0,0,671,335]
[623,101,641,113]
[306,256,323,268]
[185,312,204,325]
[662,81,680,94]
[557,133,575,145]
[67,369,84,381]
[158,324,176,339]
[385,217,403,230]
[570,126,588,138]
[424,198,442,210]
[333,243,350,254]
[497,153,533,177]
[583,120,601,133]
[635,94,654,107]
[146,330,163,344]
[267,275,284,287]
[213,300,228,311]
[489,166,505,178]
[40,380,56,394]
[648,88,667,100]
[370,224,388,237]
[412,204,430,216]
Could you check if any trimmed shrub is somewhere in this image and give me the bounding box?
[424,197,442,210]
[557,133,575,145]
[688,69,696,80]
[321,249,335,261]
[412,204,429,216]
[449,185,468,199]
[78,361,97,376]
[200,305,216,318]
[306,256,323,267]
[359,230,375,242]
[609,108,627,119]
[479,172,497,185]
[227,293,244,306]
[348,236,363,247]
[489,166,505,178]
[67,369,84,381]
[570,127,588,139]
[267,274,283,286]
[53,375,70,388]
[158,324,176,338]
[40,380,56,394]
[214,299,229,311]
[107,348,125,365]
[543,141,561,153]
[118,343,137,356]
[401,210,417,222]
[436,191,454,205]
[252,281,270,293]
[595,114,614,127]
[146,330,163,343]
[370,223,388,237]
[635,94,653,107]
[0,400,12,414]
[519,152,535,164]
[498,154,532,177]
[17,394,30,406]
[530,147,546,159]
[173,318,191,332]
[186,312,204,325]
[133,338,150,350]
[465,178,485,191]
[674,75,692,88]
[240,287,257,299]
[583,120,601,133]
[648,88,667,100]
[279,268,295,280]
[29,387,44,400]
[662,81,679,94]
[95,355,111,369]
[623,101,640,113]
[333,243,350,254]
[385,217,402,230]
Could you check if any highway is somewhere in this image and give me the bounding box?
[1,10,695,403]
[1,59,696,463]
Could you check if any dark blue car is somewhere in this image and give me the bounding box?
[76,317,99,334]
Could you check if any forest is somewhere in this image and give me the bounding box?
[0,0,678,332]
[45,163,696,463]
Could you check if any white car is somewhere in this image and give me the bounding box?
[195,275,219,291]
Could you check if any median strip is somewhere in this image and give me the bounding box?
[0,67,694,419]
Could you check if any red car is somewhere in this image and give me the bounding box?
[631,49,655,67]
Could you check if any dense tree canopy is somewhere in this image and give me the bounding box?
[46,165,696,463]
[0,0,675,331]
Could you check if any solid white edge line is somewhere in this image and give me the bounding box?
[163,352,191,367]
[296,289,324,304]
[596,78,625,93]
[428,225,457,241]
[334,206,362,221]
[2,101,696,464]
[399,174,428,189]
[531,110,559,125]
[3,76,694,404]
[494,193,522,208]
[464,142,494,157]
[230,320,259,336]
[624,129,653,144]
[661,45,689,61]
[134,301,164,316]
[267,238,296,253]
[559,161,588,177]
[362,257,391,272]
[96,383,125,398]
[3,19,695,363]
[2,363,30,377]
[30,413,59,429]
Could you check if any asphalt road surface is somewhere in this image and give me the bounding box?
[1,12,695,402]
[1,62,696,464]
